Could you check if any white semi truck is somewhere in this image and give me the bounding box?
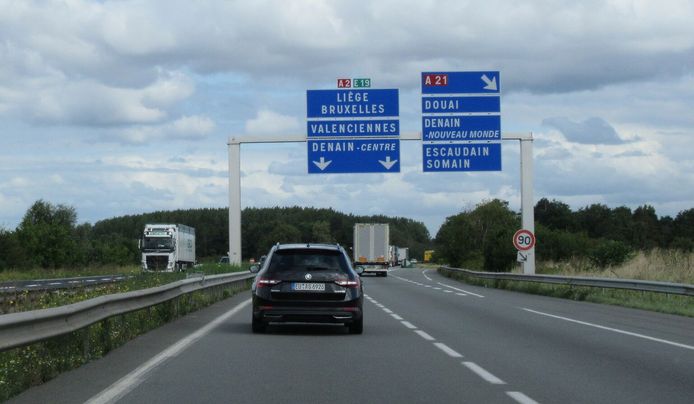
[353,223,390,277]
[140,224,196,271]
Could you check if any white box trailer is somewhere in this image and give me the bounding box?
[140,224,196,271]
[353,223,390,277]
[397,247,409,266]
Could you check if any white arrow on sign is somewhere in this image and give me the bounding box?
[313,157,332,171]
[379,156,398,170]
[481,74,497,91]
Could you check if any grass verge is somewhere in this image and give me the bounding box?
[0,277,253,402]
[438,268,694,317]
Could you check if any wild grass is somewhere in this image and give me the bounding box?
[440,249,694,317]
[537,249,694,284]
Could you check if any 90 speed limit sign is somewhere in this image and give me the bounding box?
[513,229,535,251]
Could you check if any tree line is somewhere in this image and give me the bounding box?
[434,198,694,271]
[0,200,431,271]
[3,198,692,273]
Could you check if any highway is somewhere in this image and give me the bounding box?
[10,267,694,404]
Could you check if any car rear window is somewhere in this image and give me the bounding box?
[266,249,350,274]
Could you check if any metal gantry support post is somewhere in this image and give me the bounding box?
[228,132,534,272]
[228,138,242,265]
[519,134,535,274]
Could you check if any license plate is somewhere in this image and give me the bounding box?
[292,282,325,292]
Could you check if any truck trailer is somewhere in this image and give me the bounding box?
[140,224,196,271]
[397,247,409,266]
[353,223,390,277]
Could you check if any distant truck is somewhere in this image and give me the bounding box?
[388,245,398,267]
[140,224,196,271]
[353,223,390,277]
[397,247,409,266]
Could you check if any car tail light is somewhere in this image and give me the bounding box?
[256,277,280,287]
[335,278,360,288]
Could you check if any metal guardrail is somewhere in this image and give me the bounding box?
[438,266,694,297]
[0,271,254,352]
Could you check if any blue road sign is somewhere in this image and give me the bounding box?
[423,143,501,172]
[307,89,399,118]
[422,96,500,114]
[308,139,400,174]
[422,71,500,94]
[422,115,500,141]
[307,119,399,137]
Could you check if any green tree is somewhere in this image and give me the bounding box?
[311,221,334,243]
[535,198,574,231]
[15,200,80,269]
[435,199,518,271]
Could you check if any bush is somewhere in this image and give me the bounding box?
[588,240,633,268]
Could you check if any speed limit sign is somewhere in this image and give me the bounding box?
[513,229,535,251]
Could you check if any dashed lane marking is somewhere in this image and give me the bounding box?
[433,342,463,358]
[463,361,506,385]
[523,308,694,351]
[507,391,539,404]
[438,282,485,298]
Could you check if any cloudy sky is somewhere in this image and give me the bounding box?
[1,0,693,236]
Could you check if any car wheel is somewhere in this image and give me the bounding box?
[252,316,266,333]
[348,317,363,334]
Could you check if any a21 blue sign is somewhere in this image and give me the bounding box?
[421,70,502,172]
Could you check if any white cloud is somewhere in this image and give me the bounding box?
[2,0,694,235]
[245,109,300,134]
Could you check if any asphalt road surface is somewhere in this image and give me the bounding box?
[10,267,694,404]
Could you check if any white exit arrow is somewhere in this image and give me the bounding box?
[379,156,398,170]
[481,74,497,91]
[313,157,332,171]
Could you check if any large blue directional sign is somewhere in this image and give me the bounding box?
[421,71,501,172]
[423,115,500,141]
[307,86,400,174]
[307,89,399,118]
[423,143,501,172]
[308,139,400,174]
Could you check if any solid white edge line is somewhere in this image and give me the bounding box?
[85,299,252,404]
[462,361,506,385]
[401,321,417,329]
[433,342,463,358]
[422,270,432,281]
[414,330,435,341]
[507,391,539,404]
[438,282,485,298]
[523,308,694,351]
